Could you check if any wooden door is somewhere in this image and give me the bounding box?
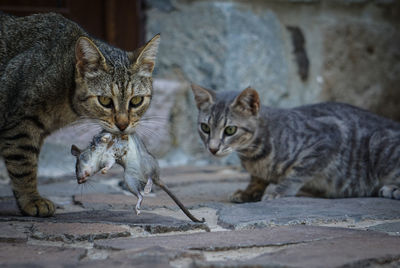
[0,0,145,50]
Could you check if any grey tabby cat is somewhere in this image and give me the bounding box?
[0,12,160,216]
[191,84,400,202]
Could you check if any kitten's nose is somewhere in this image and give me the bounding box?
[209,148,219,155]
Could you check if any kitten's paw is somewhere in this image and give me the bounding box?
[20,197,55,217]
[229,189,263,203]
[261,192,281,201]
[379,185,400,200]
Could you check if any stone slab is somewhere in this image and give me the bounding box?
[79,246,198,268]
[217,197,400,229]
[0,242,86,267]
[94,225,381,251]
[0,221,30,242]
[159,166,248,187]
[30,222,131,242]
[223,234,400,268]
[38,179,122,198]
[0,198,21,216]
[74,180,247,211]
[368,222,400,236]
[0,210,208,234]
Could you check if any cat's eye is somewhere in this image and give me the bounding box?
[200,123,210,134]
[130,96,144,108]
[98,96,113,108]
[224,126,237,136]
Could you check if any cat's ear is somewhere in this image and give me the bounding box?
[129,34,160,77]
[231,87,260,116]
[75,37,108,77]
[191,84,216,110]
[71,145,81,157]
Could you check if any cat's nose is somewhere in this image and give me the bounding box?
[116,122,128,131]
[209,148,219,155]
[115,114,129,131]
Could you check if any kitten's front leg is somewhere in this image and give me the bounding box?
[230,175,268,203]
[262,176,306,200]
[1,127,55,217]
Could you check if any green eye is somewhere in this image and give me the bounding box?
[130,96,144,108]
[98,96,113,108]
[224,126,237,136]
[200,123,210,133]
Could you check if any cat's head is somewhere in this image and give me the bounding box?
[191,84,260,157]
[73,34,160,134]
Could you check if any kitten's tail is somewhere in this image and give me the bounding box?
[155,179,205,223]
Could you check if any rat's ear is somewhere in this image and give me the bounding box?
[101,133,112,143]
[71,145,81,157]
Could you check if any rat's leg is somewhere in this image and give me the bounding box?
[135,192,143,215]
[100,158,115,174]
[124,173,143,214]
[144,178,153,194]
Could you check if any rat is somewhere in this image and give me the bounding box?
[71,132,205,223]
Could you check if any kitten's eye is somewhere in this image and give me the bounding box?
[98,96,113,108]
[130,96,144,108]
[200,123,210,134]
[224,126,237,136]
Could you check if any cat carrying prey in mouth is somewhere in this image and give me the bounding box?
[71,132,205,223]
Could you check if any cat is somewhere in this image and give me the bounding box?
[0,12,160,217]
[191,84,400,203]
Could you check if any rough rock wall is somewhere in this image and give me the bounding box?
[143,0,400,165]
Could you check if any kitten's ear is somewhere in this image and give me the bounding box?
[75,37,108,77]
[231,87,260,116]
[129,34,160,77]
[191,84,216,110]
[71,145,81,157]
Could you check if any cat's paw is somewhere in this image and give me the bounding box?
[20,197,55,217]
[229,189,263,203]
[379,185,400,200]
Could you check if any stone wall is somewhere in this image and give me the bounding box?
[143,0,400,165]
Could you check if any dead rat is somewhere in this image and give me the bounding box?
[71,132,205,223]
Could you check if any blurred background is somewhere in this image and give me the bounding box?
[0,0,399,169]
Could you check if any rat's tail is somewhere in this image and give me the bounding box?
[156,180,205,223]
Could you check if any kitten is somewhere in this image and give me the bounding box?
[0,12,160,216]
[191,84,400,202]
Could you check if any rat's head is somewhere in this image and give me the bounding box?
[71,145,95,184]
[70,133,113,184]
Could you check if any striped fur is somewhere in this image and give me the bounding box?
[0,13,160,216]
[192,85,400,202]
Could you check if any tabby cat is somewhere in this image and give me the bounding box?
[0,12,160,216]
[191,84,400,202]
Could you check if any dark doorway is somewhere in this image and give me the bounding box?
[0,0,145,51]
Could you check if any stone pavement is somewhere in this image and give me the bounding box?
[1,131,400,267]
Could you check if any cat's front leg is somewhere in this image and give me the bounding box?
[1,127,55,217]
[230,175,268,203]
[262,176,306,200]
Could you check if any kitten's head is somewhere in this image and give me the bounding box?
[191,84,260,157]
[73,34,160,134]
